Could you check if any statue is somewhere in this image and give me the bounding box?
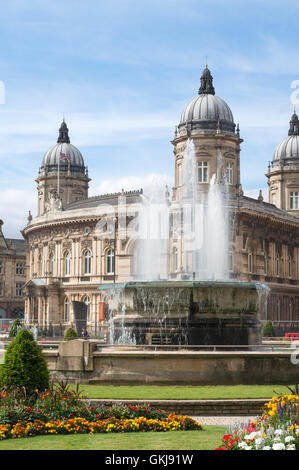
[45,192,62,213]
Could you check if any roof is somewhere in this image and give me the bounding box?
[64,189,143,211]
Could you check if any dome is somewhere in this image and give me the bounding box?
[273,112,299,163]
[178,67,235,134]
[41,120,85,174]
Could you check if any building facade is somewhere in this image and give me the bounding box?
[22,67,299,336]
[0,220,26,320]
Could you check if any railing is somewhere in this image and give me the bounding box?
[95,343,295,352]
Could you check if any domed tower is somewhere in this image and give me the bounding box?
[172,66,242,201]
[267,111,299,216]
[36,120,90,216]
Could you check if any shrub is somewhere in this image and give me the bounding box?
[64,328,78,341]
[8,319,22,338]
[262,320,276,337]
[0,328,50,393]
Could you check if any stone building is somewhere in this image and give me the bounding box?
[22,67,299,336]
[22,121,141,335]
[0,221,26,320]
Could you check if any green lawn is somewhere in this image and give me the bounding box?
[70,384,289,400]
[0,426,226,450]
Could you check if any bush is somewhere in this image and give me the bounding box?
[64,328,78,341]
[261,320,276,337]
[0,328,50,393]
[8,319,22,338]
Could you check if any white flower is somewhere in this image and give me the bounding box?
[274,429,284,436]
[285,436,295,443]
[286,444,296,450]
[262,446,271,450]
[238,442,247,449]
[244,446,252,450]
[272,443,286,450]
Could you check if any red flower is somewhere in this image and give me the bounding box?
[96,414,100,418]
[37,410,41,414]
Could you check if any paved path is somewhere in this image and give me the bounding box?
[192,416,256,426]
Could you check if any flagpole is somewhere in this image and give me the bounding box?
[57,150,60,196]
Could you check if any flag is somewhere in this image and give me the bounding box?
[60,152,70,163]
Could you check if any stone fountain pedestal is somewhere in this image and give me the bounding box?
[98,281,269,345]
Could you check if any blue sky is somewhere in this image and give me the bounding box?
[1,0,299,237]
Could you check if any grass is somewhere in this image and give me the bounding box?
[70,384,289,400]
[0,426,226,450]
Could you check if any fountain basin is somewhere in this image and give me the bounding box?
[98,280,269,345]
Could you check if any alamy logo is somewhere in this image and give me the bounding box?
[290,340,299,365]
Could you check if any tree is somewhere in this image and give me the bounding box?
[0,328,49,393]
[261,320,276,338]
[64,327,78,341]
[8,318,22,337]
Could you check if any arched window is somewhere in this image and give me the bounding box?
[65,252,71,276]
[107,249,115,274]
[64,297,69,322]
[84,250,91,275]
[83,296,91,322]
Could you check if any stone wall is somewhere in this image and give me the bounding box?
[43,339,299,386]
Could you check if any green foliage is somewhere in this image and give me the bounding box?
[63,328,78,341]
[8,318,22,338]
[0,328,50,393]
[261,320,276,337]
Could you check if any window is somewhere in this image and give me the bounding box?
[264,256,268,275]
[248,252,253,273]
[198,161,208,183]
[83,296,91,322]
[16,262,26,275]
[0,282,3,296]
[272,193,276,206]
[177,163,182,186]
[276,255,280,276]
[226,163,233,184]
[107,249,115,274]
[173,247,178,272]
[64,297,69,322]
[49,255,54,276]
[228,252,233,271]
[65,252,71,276]
[38,256,42,277]
[84,250,91,275]
[0,262,3,275]
[16,283,23,297]
[288,258,292,278]
[290,192,299,210]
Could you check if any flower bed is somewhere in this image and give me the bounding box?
[0,414,201,440]
[0,384,201,440]
[216,394,299,450]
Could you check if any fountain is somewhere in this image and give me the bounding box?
[99,139,269,346]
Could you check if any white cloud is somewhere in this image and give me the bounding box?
[0,188,36,238]
[91,173,173,198]
[244,188,268,202]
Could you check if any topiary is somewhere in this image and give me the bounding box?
[64,327,78,341]
[8,318,22,338]
[0,328,50,393]
[261,320,276,338]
